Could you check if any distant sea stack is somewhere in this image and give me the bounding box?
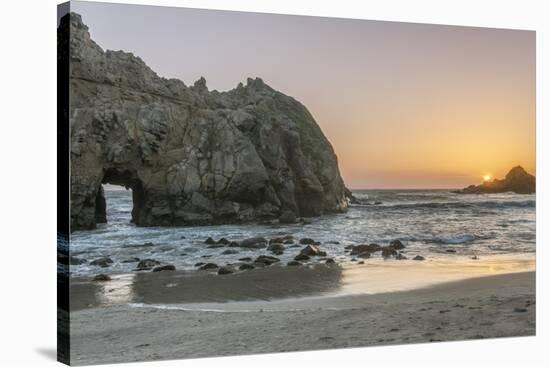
[61,13,350,230]
[454,166,535,194]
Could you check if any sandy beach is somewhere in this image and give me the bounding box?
[69,268,535,365]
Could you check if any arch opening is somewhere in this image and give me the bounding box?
[95,169,144,225]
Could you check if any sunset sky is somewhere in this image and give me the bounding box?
[68,1,536,189]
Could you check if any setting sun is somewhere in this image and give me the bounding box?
[483,175,492,182]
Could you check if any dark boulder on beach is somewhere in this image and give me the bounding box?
[287,260,302,266]
[218,266,234,275]
[294,254,310,261]
[389,240,405,250]
[152,264,176,272]
[136,259,161,270]
[325,258,336,265]
[381,247,398,259]
[350,244,381,255]
[93,274,112,281]
[299,238,316,245]
[90,257,113,268]
[300,245,320,256]
[395,252,407,260]
[454,166,535,194]
[199,263,219,270]
[64,13,349,231]
[254,255,281,266]
[239,263,255,270]
[413,255,425,261]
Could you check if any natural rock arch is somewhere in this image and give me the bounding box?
[62,13,350,231]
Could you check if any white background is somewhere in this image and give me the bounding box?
[0,0,548,366]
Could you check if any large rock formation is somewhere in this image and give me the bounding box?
[60,13,349,230]
[454,166,535,194]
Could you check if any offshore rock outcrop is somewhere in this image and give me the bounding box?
[454,166,535,194]
[60,13,349,230]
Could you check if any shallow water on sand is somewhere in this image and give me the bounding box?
[70,189,535,277]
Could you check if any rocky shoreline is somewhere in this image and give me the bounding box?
[71,234,429,280]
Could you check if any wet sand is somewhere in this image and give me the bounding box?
[69,269,535,365]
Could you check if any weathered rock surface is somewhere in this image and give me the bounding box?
[61,13,349,230]
[454,166,535,194]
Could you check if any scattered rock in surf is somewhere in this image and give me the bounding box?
[221,249,239,255]
[326,241,340,245]
[294,254,310,261]
[300,244,320,256]
[267,243,285,253]
[239,263,255,270]
[238,257,252,262]
[446,249,457,253]
[239,237,268,249]
[194,262,205,267]
[389,240,405,250]
[272,250,284,256]
[90,257,114,268]
[217,238,230,245]
[135,259,161,270]
[218,266,234,275]
[325,258,336,265]
[299,218,312,225]
[69,256,86,265]
[287,260,302,266]
[269,237,284,244]
[204,237,216,245]
[93,274,111,281]
[350,244,381,255]
[395,252,407,260]
[284,239,294,244]
[254,255,281,266]
[357,261,365,264]
[228,241,240,247]
[413,255,425,261]
[279,210,297,224]
[381,247,398,259]
[299,238,316,245]
[152,264,176,272]
[199,263,219,270]
[357,252,371,259]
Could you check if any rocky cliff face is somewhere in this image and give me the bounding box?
[61,13,349,230]
[454,166,535,194]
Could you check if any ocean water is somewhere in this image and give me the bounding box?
[70,189,536,277]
